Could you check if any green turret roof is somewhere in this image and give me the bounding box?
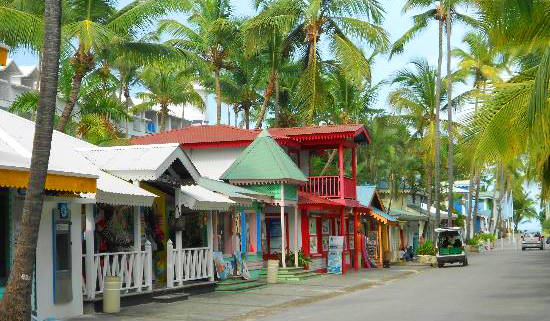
[220,130,307,184]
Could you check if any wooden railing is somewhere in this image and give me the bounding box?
[300,176,356,199]
[82,241,152,299]
[166,241,213,287]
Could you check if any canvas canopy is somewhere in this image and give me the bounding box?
[179,185,235,211]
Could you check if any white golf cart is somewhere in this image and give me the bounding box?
[435,227,468,268]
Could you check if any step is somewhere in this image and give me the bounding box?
[216,280,260,290]
[152,293,190,303]
[216,282,267,292]
[216,278,258,286]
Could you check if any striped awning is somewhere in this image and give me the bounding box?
[0,168,96,193]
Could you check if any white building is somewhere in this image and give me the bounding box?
[0,56,209,138]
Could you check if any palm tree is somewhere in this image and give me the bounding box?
[391,0,448,232]
[0,1,62,319]
[0,0,43,50]
[513,186,537,232]
[220,43,263,129]
[158,0,238,125]
[388,58,448,226]
[251,0,389,124]
[242,1,295,128]
[453,31,507,238]
[56,0,184,132]
[135,62,205,132]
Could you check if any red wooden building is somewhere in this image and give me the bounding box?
[132,124,389,273]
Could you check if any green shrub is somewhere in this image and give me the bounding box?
[416,240,437,255]
[466,237,479,246]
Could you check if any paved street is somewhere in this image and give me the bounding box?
[72,244,550,321]
[259,245,550,321]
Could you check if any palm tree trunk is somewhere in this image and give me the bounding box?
[255,70,276,129]
[160,103,167,132]
[489,166,499,232]
[434,19,444,235]
[423,156,433,240]
[233,103,239,127]
[495,165,506,237]
[181,103,185,128]
[215,69,222,124]
[57,48,93,132]
[320,150,338,176]
[473,170,482,232]
[124,84,130,134]
[0,1,62,319]
[227,105,230,125]
[466,169,475,240]
[244,102,250,130]
[274,75,280,127]
[446,12,454,217]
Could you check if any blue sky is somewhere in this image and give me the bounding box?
[7,0,542,230]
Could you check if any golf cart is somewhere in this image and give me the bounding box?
[435,227,468,268]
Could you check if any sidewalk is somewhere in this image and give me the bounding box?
[69,265,429,321]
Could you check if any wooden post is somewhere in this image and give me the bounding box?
[207,211,214,281]
[133,206,143,292]
[301,208,310,268]
[354,211,359,271]
[294,205,299,267]
[257,212,262,254]
[340,207,346,274]
[145,240,153,290]
[280,184,286,268]
[377,223,382,268]
[167,240,174,288]
[174,186,183,286]
[351,147,356,198]
[338,144,344,199]
[84,203,95,299]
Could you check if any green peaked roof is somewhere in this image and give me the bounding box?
[220,130,307,183]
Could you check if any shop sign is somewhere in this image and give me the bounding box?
[327,236,344,274]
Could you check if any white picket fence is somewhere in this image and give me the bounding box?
[166,240,213,287]
[82,241,152,299]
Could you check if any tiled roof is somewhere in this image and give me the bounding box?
[131,124,370,148]
[298,191,343,207]
[131,125,260,146]
[220,130,308,183]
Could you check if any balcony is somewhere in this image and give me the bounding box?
[299,175,356,199]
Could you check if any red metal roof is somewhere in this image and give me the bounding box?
[298,191,343,208]
[131,124,370,148]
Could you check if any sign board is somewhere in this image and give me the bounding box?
[327,236,344,274]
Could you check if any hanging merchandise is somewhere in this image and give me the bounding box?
[97,206,133,252]
[173,205,186,231]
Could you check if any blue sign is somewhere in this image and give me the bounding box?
[268,219,282,237]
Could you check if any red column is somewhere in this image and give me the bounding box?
[354,211,359,270]
[351,147,356,198]
[338,143,344,199]
[301,208,310,264]
[340,207,346,274]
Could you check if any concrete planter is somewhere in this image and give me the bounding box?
[416,255,437,266]
[466,245,480,253]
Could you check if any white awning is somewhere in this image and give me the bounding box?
[82,171,156,207]
[179,185,235,211]
[77,143,200,185]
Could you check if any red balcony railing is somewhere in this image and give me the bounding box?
[300,176,356,199]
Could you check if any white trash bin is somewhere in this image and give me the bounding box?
[103,276,121,313]
[266,260,279,284]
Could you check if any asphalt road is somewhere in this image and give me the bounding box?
[258,245,550,321]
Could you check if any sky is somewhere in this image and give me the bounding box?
[7,0,542,230]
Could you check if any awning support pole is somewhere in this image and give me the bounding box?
[281,184,286,268]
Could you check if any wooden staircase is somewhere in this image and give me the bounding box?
[215,277,267,292]
[258,267,321,282]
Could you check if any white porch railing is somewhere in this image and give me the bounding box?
[82,241,152,299]
[166,240,213,287]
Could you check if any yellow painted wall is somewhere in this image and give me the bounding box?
[140,183,168,282]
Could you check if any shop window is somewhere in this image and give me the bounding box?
[321,219,330,252]
[308,218,318,253]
